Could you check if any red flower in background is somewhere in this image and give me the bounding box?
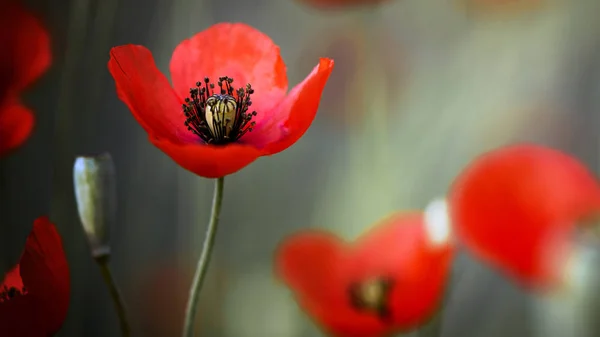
[449,144,600,289]
[0,216,70,337]
[297,0,390,9]
[275,212,453,337]
[0,0,51,156]
[109,23,334,178]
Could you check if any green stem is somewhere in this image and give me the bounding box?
[182,177,225,337]
[95,255,131,337]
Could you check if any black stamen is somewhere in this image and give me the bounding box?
[348,277,395,322]
[182,77,257,145]
[0,285,28,302]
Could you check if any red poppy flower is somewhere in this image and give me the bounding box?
[449,144,600,289]
[0,216,70,337]
[296,0,390,9]
[0,0,51,156]
[275,212,454,337]
[108,23,334,178]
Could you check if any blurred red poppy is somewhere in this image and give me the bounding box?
[275,212,453,337]
[297,0,390,9]
[109,23,334,178]
[449,144,600,289]
[0,0,51,156]
[0,216,70,337]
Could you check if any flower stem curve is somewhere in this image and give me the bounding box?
[182,177,225,337]
[95,255,131,337]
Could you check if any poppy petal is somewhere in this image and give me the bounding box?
[150,137,265,178]
[0,99,34,156]
[346,213,452,330]
[19,216,69,335]
[449,144,600,288]
[0,293,39,337]
[109,45,193,143]
[169,23,288,119]
[245,58,334,153]
[0,1,51,96]
[275,231,342,303]
[275,212,453,337]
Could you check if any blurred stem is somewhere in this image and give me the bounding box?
[182,177,225,337]
[95,255,131,337]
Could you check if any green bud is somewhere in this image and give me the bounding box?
[73,153,116,258]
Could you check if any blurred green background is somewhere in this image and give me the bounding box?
[2,0,600,336]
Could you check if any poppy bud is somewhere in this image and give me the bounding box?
[73,153,116,258]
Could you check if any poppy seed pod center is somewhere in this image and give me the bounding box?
[348,277,394,321]
[0,285,27,302]
[182,76,257,145]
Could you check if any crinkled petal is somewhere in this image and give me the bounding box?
[244,58,334,153]
[109,45,194,143]
[169,23,288,124]
[0,99,34,157]
[0,0,51,97]
[20,216,70,335]
[151,137,266,178]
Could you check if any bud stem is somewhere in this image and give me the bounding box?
[182,177,225,337]
[95,255,131,337]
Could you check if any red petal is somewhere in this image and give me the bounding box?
[245,58,334,153]
[150,137,265,178]
[0,99,34,156]
[109,45,192,143]
[1,265,23,290]
[449,144,600,288]
[275,212,453,337]
[19,216,70,335]
[169,23,288,120]
[0,294,40,337]
[275,231,343,304]
[344,213,453,332]
[0,0,51,97]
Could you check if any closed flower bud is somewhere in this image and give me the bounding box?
[73,153,116,258]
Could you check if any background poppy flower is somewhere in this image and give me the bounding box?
[449,144,600,289]
[0,216,70,337]
[108,23,334,178]
[275,212,453,337]
[0,0,51,156]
